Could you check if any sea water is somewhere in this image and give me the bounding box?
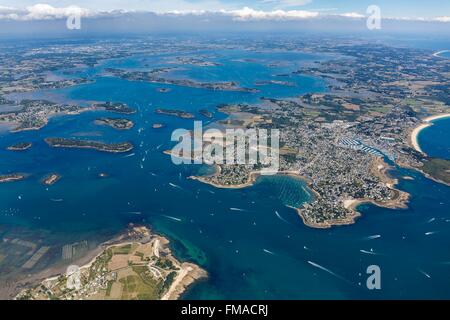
[0,42,449,299]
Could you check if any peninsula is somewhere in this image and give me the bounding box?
[0,100,95,132]
[15,225,207,300]
[175,39,450,228]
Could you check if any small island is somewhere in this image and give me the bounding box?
[95,118,134,130]
[45,138,134,153]
[155,108,195,119]
[254,80,296,87]
[0,174,26,183]
[94,102,136,115]
[16,225,207,300]
[7,142,32,151]
[106,68,259,93]
[199,109,213,118]
[42,174,61,186]
[152,123,165,129]
[157,88,171,93]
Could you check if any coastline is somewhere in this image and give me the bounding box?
[189,167,311,191]
[189,158,407,229]
[189,167,261,190]
[13,225,207,300]
[7,107,96,133]
[410,113,450,155]
[298,157,409,229]
[161,262,207,300]
[298,204,361,229]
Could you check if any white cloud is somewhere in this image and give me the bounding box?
[338,12,365,19]
[0,4,95,21]
[229,7,319,21]
[261,0,313,9]
[133,0,236,14]
[0,5,21,20]
[0,3,448,24]
[0,5,16,12]
[434,16,450,22]
[22,4,93,20]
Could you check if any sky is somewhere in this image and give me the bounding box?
[0,1,449,38]
[0,0,449,19]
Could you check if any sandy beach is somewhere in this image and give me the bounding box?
[410,113,450,155]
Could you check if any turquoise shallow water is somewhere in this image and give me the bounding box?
[1,45,450,299]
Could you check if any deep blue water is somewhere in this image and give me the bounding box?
[1,46,450,299]
[419,118,450,160]
[439,51,450,59]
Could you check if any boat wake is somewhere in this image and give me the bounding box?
[418,269,431,279]
[364,235,381,240]
[123,153,135,158]
[230,208,247,212]
[301,186,311,197]
[307,261,351,284]
[126,211,142,215]
[162,215,182,222]
[169,183,183,189]
[274,211,289,223]
[360,249,379,255]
